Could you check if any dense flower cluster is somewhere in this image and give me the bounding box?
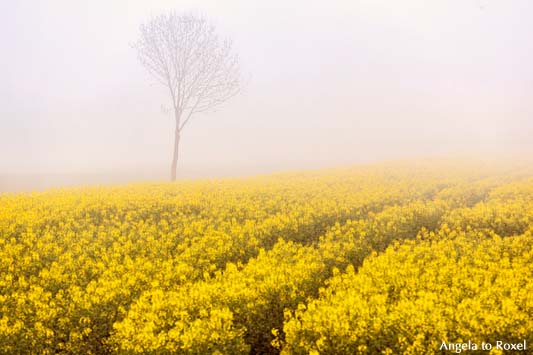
[1,161,532,354]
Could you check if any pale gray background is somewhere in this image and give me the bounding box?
[1,0,532,190]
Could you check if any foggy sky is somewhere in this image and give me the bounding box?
[1,0,532,183]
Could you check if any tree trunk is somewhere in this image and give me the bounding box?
[170,126,180,181]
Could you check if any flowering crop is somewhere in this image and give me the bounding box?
[1,161,532,354]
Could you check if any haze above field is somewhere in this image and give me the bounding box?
[1,0,532,191]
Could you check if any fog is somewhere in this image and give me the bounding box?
[1,0,532,191]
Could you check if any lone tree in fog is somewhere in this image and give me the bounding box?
[134,12,241,181]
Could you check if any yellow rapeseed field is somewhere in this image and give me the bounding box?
[1,161,532,354]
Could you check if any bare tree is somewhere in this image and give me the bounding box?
[134,12,241,181]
